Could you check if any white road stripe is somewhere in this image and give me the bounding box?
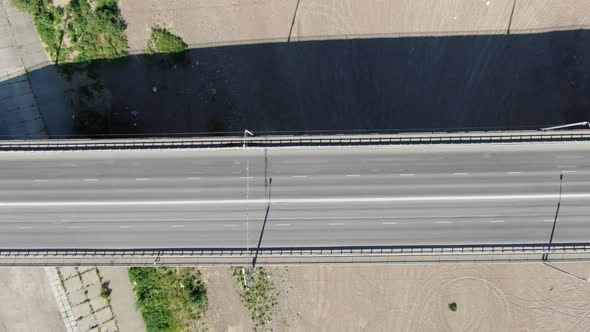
[328,223,344,226]
[119,225,135,228]
[2,193,589,207]
[382,222,398,225]
[291,176,308,178]
[345,175,360,177]
[83,179,98,182]
[507,172,521,174]
[240,176,253,179]
[170,225,185,228]
[275,224,291,227]
[453,173,469,175]
[399,174,414,176]
[489,220,505,223]
[544,219,554,222]
[67,226,83,229]
[34,179,49,182]
[186,177,201,180]
[562,170,577,173]
[435,221,452,224]
[135,178,149,181]
[223,224,238,227]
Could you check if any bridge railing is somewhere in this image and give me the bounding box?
[1,131,590,151]
[2,243,590,258]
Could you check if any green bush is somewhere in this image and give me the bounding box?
[449,302,458,312]
[11,0,128,63]
[146,26,187,54]
[129,267,207,332]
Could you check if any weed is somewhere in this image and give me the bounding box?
[129,267,207,332]
[146,26,187,54]
[231,267,279,331]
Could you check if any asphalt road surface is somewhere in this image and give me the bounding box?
[0,143,589,249]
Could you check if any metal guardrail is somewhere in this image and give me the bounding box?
[2,243,590,258]
[1,132,590,151]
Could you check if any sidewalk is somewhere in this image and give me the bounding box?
[0,0,70,138]
[0,0,46,138]
[99,267,146,332]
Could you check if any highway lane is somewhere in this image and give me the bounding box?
[0,143,588,248]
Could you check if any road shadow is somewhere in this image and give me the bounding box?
[4,29,590,137]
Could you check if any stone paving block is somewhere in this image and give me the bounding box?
[81,270,100,287]
[72,301,92,320]
[59,267,79,280]
[90,296,109,312]
[86,283,101,299]
[77,314,97,332]
[67,288,87,306]
[95,307,114,325]
[99,319,118,332]
[64,276,83,293]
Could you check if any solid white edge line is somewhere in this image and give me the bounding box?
[2,193,590,207]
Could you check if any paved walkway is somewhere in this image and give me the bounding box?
[0,268,66,332]
[99,268,146,332]
[0,0,70,138]
[0,0,46,138]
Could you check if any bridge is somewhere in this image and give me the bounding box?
[0,131,589,265]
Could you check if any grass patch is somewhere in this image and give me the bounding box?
[129,267,207,332]
[146,26,187,54]
[231,267,279,331]
[449,302,458,312]
[11,0,128,63]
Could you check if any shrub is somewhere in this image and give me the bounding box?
[129,267,207,332]
[146,26,187,54]
[449,302,457,312]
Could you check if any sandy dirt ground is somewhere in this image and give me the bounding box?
[202,268,253,332]
[0,268,65,332]
[201,263,590,332]
[119,0,298,52]
[119,0,590,49]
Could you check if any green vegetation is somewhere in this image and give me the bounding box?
[146,26,187,54]
[11,0,128,63]
[100,282,111,300]
[231,267,279,331]
[129,267,207,332]
[449,302,458,312]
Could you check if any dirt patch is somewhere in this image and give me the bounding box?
[118,0,297,52]
[267,263,590,331]
[201,268,252,332]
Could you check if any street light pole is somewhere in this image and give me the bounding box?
[243,129,254,149]
[543,173,564,261]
